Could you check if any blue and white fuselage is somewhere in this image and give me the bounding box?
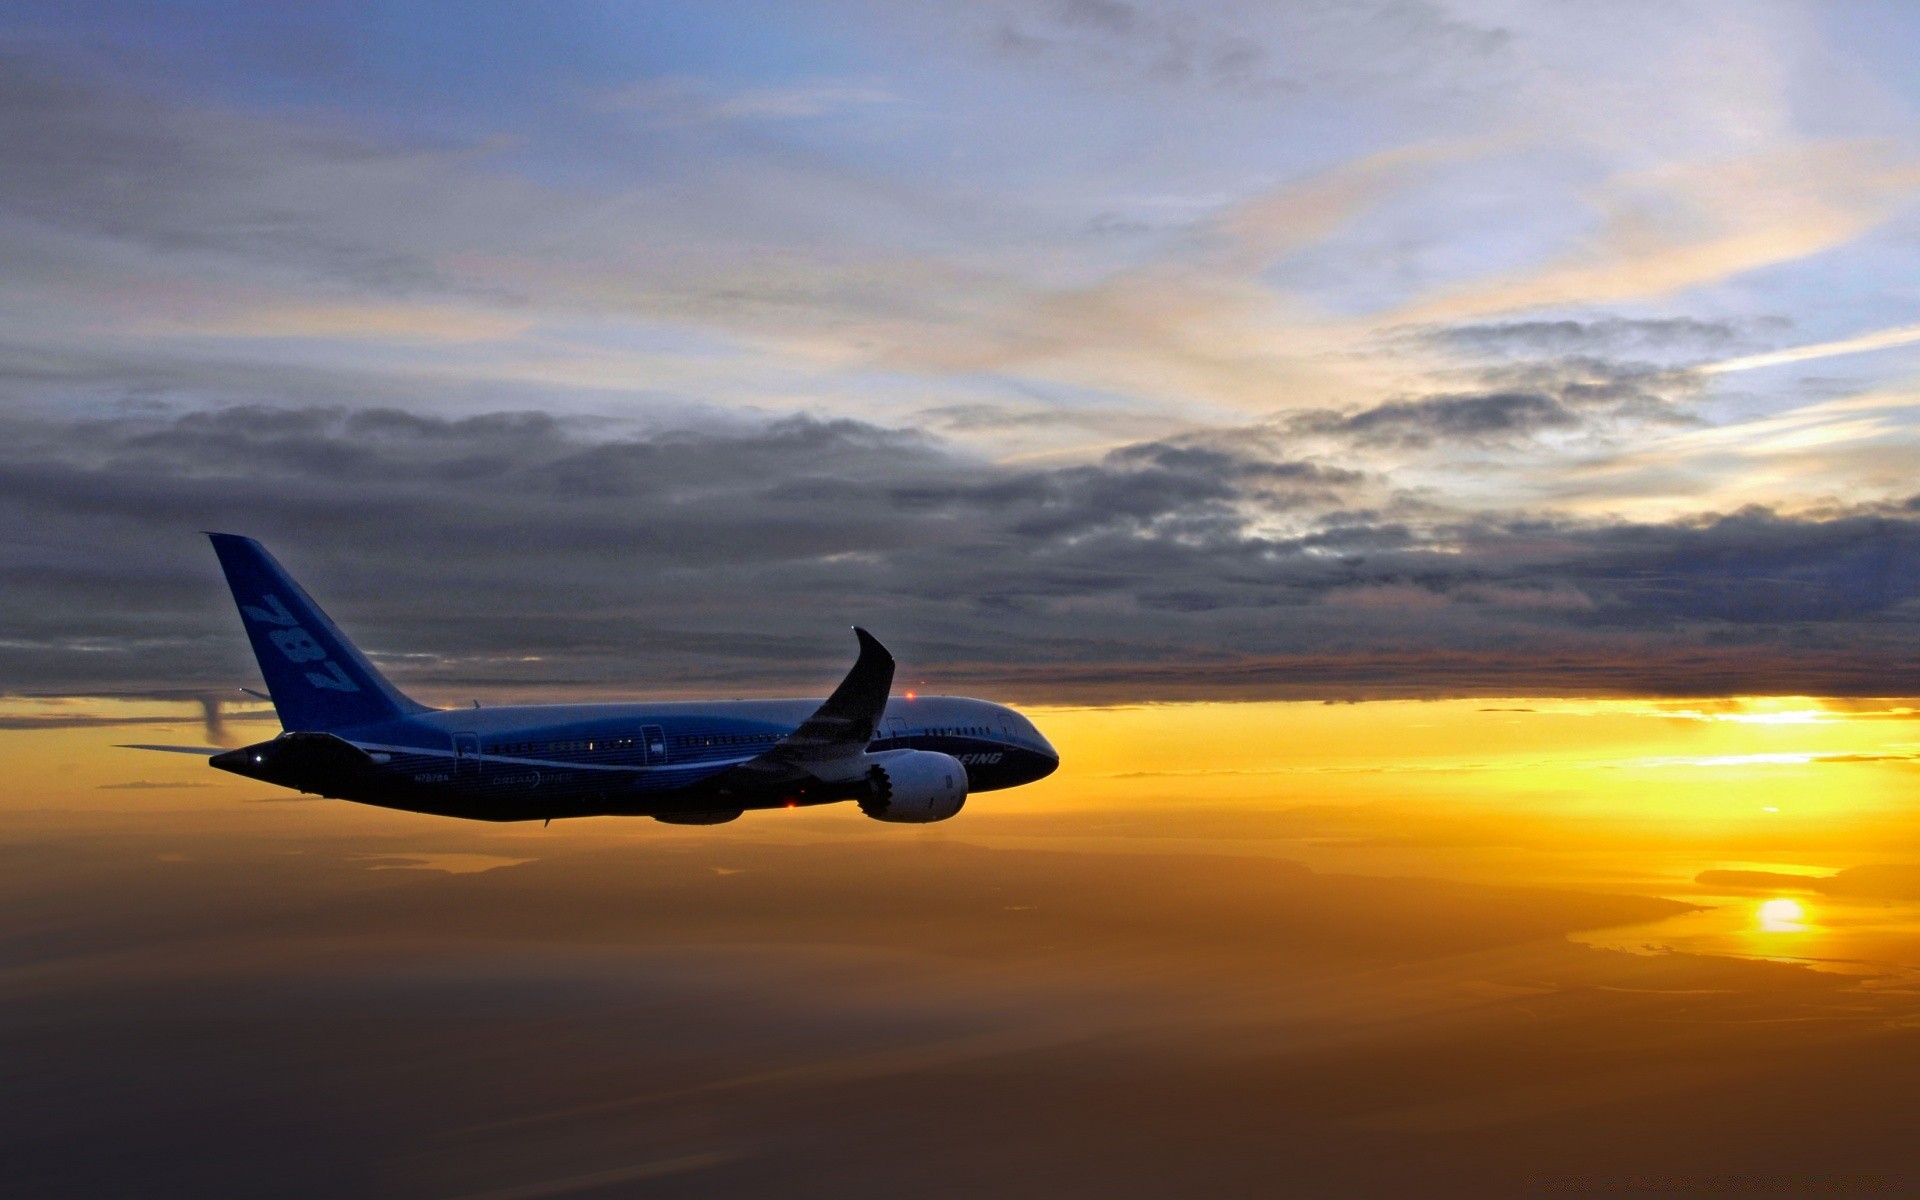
[225,695,1058,822]
[191,535,1057,825]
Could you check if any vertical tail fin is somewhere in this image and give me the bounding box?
[207,534,431,732]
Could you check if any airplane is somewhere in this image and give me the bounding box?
[127,534,1059,825]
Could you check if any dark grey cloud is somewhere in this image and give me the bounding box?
[1291,358,1694,448]
[1309,390,1579,444]
[1430,317,1782,363]
[891,442,1360,540]
[1566,507,1920,622]
[3,404,1920,704]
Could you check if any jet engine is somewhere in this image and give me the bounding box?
[859,749,967,823]
[653,809,742,825]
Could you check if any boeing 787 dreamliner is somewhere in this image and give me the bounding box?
[129,535,1058,825]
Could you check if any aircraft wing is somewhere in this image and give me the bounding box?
[707,627,894,793]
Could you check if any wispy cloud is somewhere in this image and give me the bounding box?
[1700,322,1920,375]
[1390,141,1920,323]
[606,75,901,124]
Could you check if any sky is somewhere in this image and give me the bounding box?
[5,0,1920,703]
[14,695,1920,1196]
[12,3,1920,1196]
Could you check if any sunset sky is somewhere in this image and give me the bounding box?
[4,0,1920,701]
[10,3,1920,1196]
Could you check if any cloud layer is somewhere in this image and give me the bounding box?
[5,404,1919,703]
[11,807,1904,1199]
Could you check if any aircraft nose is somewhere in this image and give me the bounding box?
[1030,731,1061,779]
[996,707,1059,782]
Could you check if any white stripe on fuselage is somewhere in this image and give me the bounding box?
[350,743,750,774]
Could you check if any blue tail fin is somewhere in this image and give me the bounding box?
[207,534,432,732]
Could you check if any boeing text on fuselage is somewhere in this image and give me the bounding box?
[143,535,1059,825]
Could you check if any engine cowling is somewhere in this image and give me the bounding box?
[860,750,967,823]
[653,809,742,825]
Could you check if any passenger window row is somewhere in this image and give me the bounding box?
[677,732,781,750]
[489,736,641,755]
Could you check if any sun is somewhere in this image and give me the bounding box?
[1757,897,1807,931]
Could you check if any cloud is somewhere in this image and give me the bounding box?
[5,405,1920,703]
[2,36,1919,704]
[1430,317,1761,363]
[863,141,1484,412]
[769,133,1920,422]
[1310,391,1580,445]
[978,0,1510,98]
[712,82,900,121]
[914,402,1181,444]
[18,818,1852,1199]
[163,304,535,344]
[0,711,240,732]
[1542,386,1920,520]
[0,52,485,294]
[1286,358,1698,449]
[1699,322,1920,376]
[1697,863,1920,900]
[1,43,1894,461]
[607,76,901,124]
[97,780,216,790]
[1393,141,1920,322]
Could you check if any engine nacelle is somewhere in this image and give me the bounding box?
[860,750,967,823]
[653,809,742,825]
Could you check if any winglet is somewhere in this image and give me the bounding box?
[792,627,894,750]
[707,628,896,790]
[839,627,895,738]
